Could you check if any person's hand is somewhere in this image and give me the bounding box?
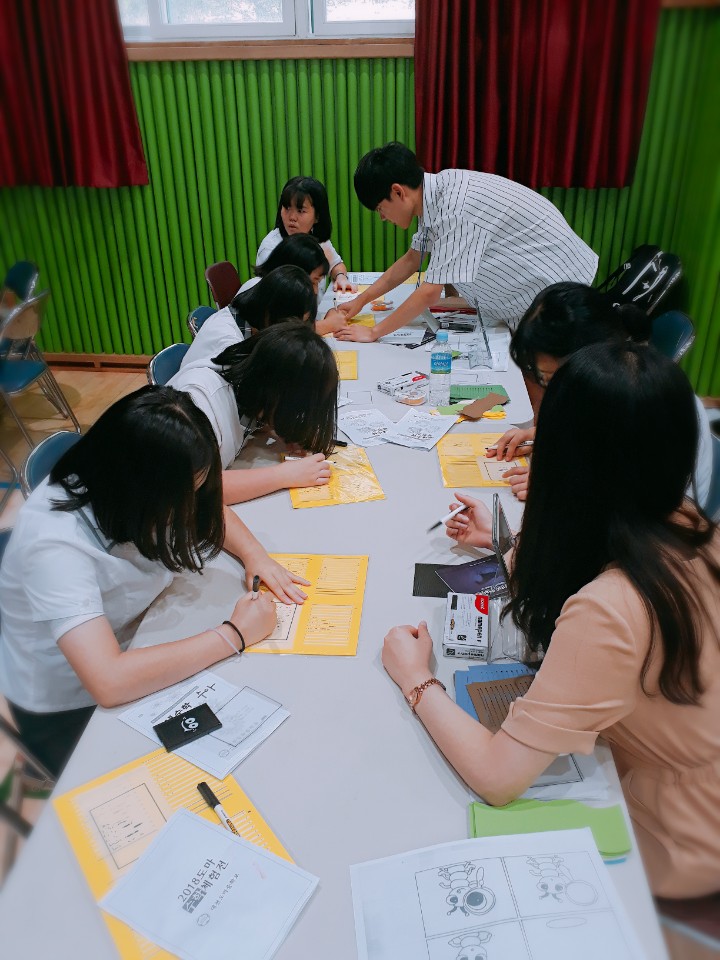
[504,466,529,501]
[241,546,310,605]
[445,492,493,548]
[227,592,277,648]
[486,427,535,460]
[316,307,348,336]
[334,324,378,342]
[334,297,365,322]
[333,274,357,293]
[382,621,434,695]
[281,452,331,488]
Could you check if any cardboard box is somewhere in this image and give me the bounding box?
[442,592,490,660]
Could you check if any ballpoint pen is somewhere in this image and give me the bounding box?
[427,504,469,533]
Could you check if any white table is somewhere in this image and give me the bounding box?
[0,285,668,959]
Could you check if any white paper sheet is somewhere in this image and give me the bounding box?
[380,327,428,346]
[337,393,354,408]
[101,810,318,960]
[351,829,645,960]
[338,408,394,446]
[119,672,289,780]
[386,410,458,450]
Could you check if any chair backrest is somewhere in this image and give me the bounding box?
[20,430,82,496]
[705,434,720,522]
[205,261,242,309]
[649,311,695,363]
[598,245,683,316]
[187,305,216,338]
[0,290,50,347]
[3,261,39,300]
[147,343,190,386]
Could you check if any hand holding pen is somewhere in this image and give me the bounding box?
[444,493,493,549]
[486,427,535,461]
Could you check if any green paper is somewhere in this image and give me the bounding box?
[449,384,509,401]
[469,799,631,861]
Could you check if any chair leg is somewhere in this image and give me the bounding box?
[0,391,36,449]
[39,370,81,433]
[0,446,19,512]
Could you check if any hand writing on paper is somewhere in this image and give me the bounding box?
[382,621,434,696]
[316,307,349,336]
[281,453,331,488]
[486,427,535,461]
[228,592,277,648]
[334,296,364,322]
[242,547,310,605]
[444,492,493,549]
[503,466,529,501]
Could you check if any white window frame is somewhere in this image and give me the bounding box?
[122,0,296,41]
[310,0,413,39]
[120,0,414,41]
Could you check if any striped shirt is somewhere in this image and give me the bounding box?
[412,171,598,328]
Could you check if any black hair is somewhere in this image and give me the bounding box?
[507,341,720,705]
[50,386,224,573]
[254,234,330,280]
[214,321,338,456]
[274,176,332,243]
[510,282,651,385]
[354,142,425,211]
[229,265,317,333]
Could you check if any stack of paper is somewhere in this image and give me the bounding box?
[338,408,394,446]
[385,410,457,450]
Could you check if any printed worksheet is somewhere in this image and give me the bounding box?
[379,327,427,345]
[351,829,645,960]
[119,672,289,780]
[249,553,369,656]
[386,410,457,450]
[333,350,358,380]
[289,444,384,508]
[338,408,394,446]
[54,751,290,960]
[101,810,318,960]
[437,434,529,487]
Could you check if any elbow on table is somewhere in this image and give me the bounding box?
[83,675,133,710]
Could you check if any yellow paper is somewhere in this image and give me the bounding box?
[250,553,369,656]
[437,433,529,488]
[53,750,289,960]
[348,314,376,328]
[289,444,384,509]
[333,350,358,380]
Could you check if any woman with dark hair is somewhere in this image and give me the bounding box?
[256,176,356,294]
[246,234,330,294]
[489,282,712,507]
[0,387,277,776]
[382,342,720,898]
[170,321,339,505]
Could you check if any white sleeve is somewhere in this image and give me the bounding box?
[321,240,343,271]
[21,541,105,638]
[255,230,281,266]
[692,394,713,508]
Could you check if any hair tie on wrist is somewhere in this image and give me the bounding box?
[223,619,246,653]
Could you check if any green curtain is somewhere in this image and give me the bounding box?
[0,9,718,390]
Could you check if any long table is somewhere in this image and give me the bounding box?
[0,290,668,959]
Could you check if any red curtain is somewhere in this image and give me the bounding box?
[0,1,148,187]
[414,0,661,188]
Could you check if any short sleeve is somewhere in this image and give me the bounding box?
[255,230,281,267]
[321,241,343,271]
[424,220,490,285]
[410,228,427,252]
[22,540,104,631]
[501,574,647,756]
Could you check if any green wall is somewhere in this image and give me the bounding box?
[0,8,718,389]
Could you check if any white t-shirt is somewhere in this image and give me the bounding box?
[168,360,254,469]
[237,276,261,294]
[181,307,244,370]
[693,394,713,509]
[411,171,599,329]
[0,480,175,712]
[255,228,343,294]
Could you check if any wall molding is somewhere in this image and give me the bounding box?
[47,353,152,372]
[127,37,413,61]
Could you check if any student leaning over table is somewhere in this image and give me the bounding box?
[170,322,339,508]
[334,142,598,343]
[383,342,720,899]
[0,387,280,778]
[487,283,713,509]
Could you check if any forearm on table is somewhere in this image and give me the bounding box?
[371,282,442,338]
[221,464,288,505]
[357,249,423,306]
[412,684,553,805]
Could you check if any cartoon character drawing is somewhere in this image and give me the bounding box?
[448,931,492,960]
[526,855,597,906]
[438,862,496,917]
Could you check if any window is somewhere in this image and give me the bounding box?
[119,0,415,40]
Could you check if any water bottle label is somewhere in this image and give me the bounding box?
[431,354,451,374]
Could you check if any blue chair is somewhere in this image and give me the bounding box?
[20,430,82,496]
[0,261,40,357]
[649,311,695,362]
[147,343,190,386]
[187,305,216,338]
[0,292,81,448]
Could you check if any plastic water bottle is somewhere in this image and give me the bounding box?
[429,330,452,406]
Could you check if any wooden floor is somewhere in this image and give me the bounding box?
[0,369,146,884]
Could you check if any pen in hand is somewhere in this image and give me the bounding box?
[197,781,239,836]
[427,504,469,533]
[251,575,260,600]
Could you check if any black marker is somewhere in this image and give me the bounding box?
[197,781,239,835]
